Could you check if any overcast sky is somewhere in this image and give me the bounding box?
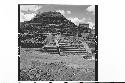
[20,4,95,28]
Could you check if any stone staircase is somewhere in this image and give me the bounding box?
[43,40,88,55]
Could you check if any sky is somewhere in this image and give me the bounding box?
[20,4,95,28]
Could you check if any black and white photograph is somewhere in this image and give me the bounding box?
[18,4,98,81]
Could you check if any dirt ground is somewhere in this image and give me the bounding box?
[19,48,95,81]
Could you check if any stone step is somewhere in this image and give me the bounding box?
[43,46,78,49]
[62,49,86,51]
[43,46,86,50]
[63,51,87,53]
[44,47,86,51]
[47,52,87,55]
[45,49,86,52]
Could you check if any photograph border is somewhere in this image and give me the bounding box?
[95,5,98,81]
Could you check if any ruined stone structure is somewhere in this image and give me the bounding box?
[19,11,92,56]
